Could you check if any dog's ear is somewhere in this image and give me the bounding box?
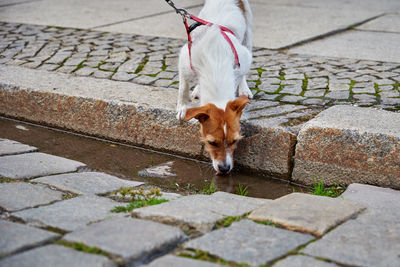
[226,95,250,114]
[185,106,210,123]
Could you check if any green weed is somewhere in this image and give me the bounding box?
[311,176,344,198]
[55,240,109,257]
[201,180,218,195]
[111,198,168,213]
[215,216,243,229]
[235,183,248,196]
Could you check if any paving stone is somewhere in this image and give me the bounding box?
[133,192,271,233]
[302,208,400,267]
[292,105,400,188]
[352,86,376,94]
[0,138,37,156]
[32,172,143,195]
[246,104,306,120]
[184,219,314,266]
[111,71,136,81]
[280,95,304,103]
[12,195,123,231]
[0,182,63,211]
[273,255,339,267]
[63,217,185,264]
[0,244,115,267]
[248,193,365,237]
[0,152,86,179]
[144,255,223,267]
[0,220,59,257]
[74,66,95,76]
[325,90,349,100]
[138,161,176,178]
[341,183,400,211]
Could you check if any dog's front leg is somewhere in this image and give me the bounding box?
[238,75,253,98]
[176,45,192,120]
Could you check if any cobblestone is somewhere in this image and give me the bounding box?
[0,21,398,117]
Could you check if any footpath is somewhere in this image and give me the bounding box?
[1,138,400,267]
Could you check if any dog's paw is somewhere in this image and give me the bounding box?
[191,85,200,100]
[176,105,187,120]
[239,87,253,99]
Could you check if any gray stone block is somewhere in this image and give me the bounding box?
[32,172,143,195]
[0,152,86,179]
[0,182,63,211]
[341,183,400,211]
[273,255,339,267]
[133,192,271,232]
[0,244,115,267]
[63,217,185,265]
[144,255,223,267]
[13,195,123,231]
[184,219,314,266]
[248,193,365,237]
[138,161,176,178]
[292,105,400,188]
[302,210,400,267]
[0,220,59,257]
[0,138,38,156]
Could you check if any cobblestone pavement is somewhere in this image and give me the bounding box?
[1,21,400,121]
[1,138,399,267]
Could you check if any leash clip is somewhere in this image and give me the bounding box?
[165,0,190,20]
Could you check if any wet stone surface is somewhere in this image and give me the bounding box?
[0,21,399,131]
[0,138,38,156]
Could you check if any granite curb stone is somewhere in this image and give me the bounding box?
[184,219,314,266]
[0,182,63,211]
[0,138,38,156]
[0,244,115,267]
[32,172,144,195]
[63,217,186,265]
[143,255,223,267]
[0,220,59,257]
[292,105,400,188]
[0,152,86,179]
[132,192,271,232]
[248,193,366,237]
[12,195,124,231]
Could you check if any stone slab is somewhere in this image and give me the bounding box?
[0,220,59,257]
[302,210,400,267]
[133,192,271,233]
[144,255,223,267]
[248,193,365,237]
[0,0,201,29]
[292,105,400,188]
[12,195,123,231]
[0,152,86,179]
[0,244,115,267]
[0,138,38,156]
[32,172,143,195]
[273,255,339,267]
[184,219,314,266]
[341,183,400,211]
[0,182,63,211]
[357,13,400,33]
[63,217,185,264]
[289,31,400,63]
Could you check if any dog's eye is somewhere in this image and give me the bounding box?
[228,139,238,146]
[208,141,218,147]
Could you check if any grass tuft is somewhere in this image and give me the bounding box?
[215,216,244,229]
[311,176,344,198]
[111,187,167,212]
[235,183,248,196]
[201,180,218,195]
[55,240,109,257]
[111,198,168,213]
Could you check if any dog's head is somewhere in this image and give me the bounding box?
[185,95,250,175]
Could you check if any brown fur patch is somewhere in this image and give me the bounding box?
[237,0,246,15]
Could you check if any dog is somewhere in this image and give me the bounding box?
[176,0,253,175]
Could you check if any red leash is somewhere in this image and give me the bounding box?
[165,0,240,71]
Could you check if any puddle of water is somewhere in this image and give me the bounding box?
[0,117,308,199]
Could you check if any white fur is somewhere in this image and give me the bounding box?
[176,0,253,120]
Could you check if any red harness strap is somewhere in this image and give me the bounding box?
[184,15,240,71]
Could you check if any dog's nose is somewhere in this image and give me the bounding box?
[218,163,231,174]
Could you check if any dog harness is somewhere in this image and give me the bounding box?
[165,0,240,71]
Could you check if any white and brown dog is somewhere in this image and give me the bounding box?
[176,0,253,175]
